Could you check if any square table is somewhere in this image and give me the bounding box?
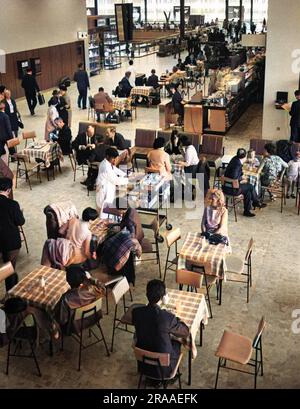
[178,232,228,279]
[8,265,69,313]
[130,86,154,98]
[21,142,63,168]
[89,218,110,244]
[243,165,261,194]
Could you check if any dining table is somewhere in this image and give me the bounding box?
[21,141,63,168]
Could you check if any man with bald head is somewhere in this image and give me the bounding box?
[71,125,96,166]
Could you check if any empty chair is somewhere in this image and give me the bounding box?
[134,347,183,389]
[19,225,29,254]
[250,139,272,157]
[15,153,42,190]
[224,238,254,303]
[88,96,96,121]
[214,317,266,389]
[163,227,181,282]
[6,138,20,163]
[140,216,162,279]
[132,128,156,170]
[199,134,224,167]
[22,131,36,148]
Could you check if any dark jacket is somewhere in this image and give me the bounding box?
[57,125,72,155]
[0,195,25,252]
[132,304,189,378]
[89,143,110,163]
[0,111,13,155]
[21,74,40,95]
[4,99,19,133]
[172,91,184,116]
[72,132,96,165]
[146,74,159,89]
[119,77,132,98]
[73,69,90,91]
[290,100,300,127]
[107,132,129,150]
[224,156,243,181]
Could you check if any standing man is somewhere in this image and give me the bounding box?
[127,60,137,88]
[170,85,185,126]
[0,99,13,165]
[21,68,40,115]
[73,63,90,110]
[289,90,300,143]
[0,177,25,291]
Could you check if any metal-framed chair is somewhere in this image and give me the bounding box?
[22,131,37,148]
[134,347,183,389]
[140,217,162,279]
[6,314,41,377]
[72,149,89,182]
[15,153,42,190]
[88,96,96,121]
[261,168,287,213]
[163,228,181,282]
[214,317,266,389]
[19,225,29,254]
[61,297,110,371]
[221,176,244,222]
[224,238,254,303]
[7,137,20,164]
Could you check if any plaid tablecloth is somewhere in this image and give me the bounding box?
[113,97,131,112]
[89,218,109,244]
[243,167,260,194]
[130,86,154,97]
[22,142,64,168]
[178,232,228,279]
[164,289,209,359]
[8,265,69,313]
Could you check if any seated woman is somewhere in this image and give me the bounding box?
[179,135,199,176]
[258,143,288,189]
[164,130,182,155]
[201,189,228,239]
[147,137,172,180]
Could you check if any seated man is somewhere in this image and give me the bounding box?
[165,67,183,97]
[71,125,96,166]
[132,279,189,380]
[146,69,159,89]
[105,127,130,151]
[119,72,133,98]
[82,135,110,190]
[57,265,105,334]
[55,117,72,155]
[176,58,185,71]
[223,148,267,218]
[94,87,114,122]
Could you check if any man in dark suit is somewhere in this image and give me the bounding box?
[106,127,130,151]
[146,69,159,89]
[0,178,25,291]
[132,280,189,380]
[21,68,40,115]
[85,135,110,191]
[290,90,300,143]
[170,85,185,126]
[73,63,90,110]
[71,125,96,166]
[223,148,266,217]
[54,118,72,155]
[119,72,133,98]
[0,100,13,163]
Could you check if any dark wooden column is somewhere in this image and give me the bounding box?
[225,0,229,21]
[144,0,147,24]
[180,0,185,38]
[239,0,243,21]
[250,0,254,25]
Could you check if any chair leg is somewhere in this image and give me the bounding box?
[111,307,118,352]
[73,164,77,182]
[6,341,11,375]
[29,340,42,377]
[78,329,83,371]
[97,323,110,357]
[214,358,221,389]
[260,340,264,376]
[138,373,143,389]
[233,198,237,222]
[178,371,182,389]
[247,273,250,303]
[218,279,223,306]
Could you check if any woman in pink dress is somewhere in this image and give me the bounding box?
[201,189,228,239]
[147,137,172,180]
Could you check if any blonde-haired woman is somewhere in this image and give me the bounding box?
[201,189,228,238]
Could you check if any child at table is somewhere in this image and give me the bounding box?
[246,149,260,168]
[286,150,300,199]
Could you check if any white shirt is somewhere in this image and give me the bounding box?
[96,159,128,210]
[185,145,199,167]
[6,99,14,114]
[127,65,137,87]
[288,159,300,179]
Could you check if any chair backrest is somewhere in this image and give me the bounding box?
[201,134,224,156]
[134,347,170,367]
[135,129,156,148]
[250,139,272,156]
[165,227,181,248]
[178,132,202,153]
[0,262,14,283]
[22,131,36,140]
[16,153,30,163]
[74,297,103,321]
[78,121,116,138]
[89,96,95,109]
[176,269,203,288]
[112,277,130,305]
[252,316,266,348]
[7,137,20,149]
[156,131,171,144]
[245,238,254,262]
[221,175,240,190]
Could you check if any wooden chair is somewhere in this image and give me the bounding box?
[88,96,96,121]
[140,216,162,279]
[22,131,36,148]
[199,134,224,168]
[133,129,156,171]
[214,317,266,389]
[111,277,135,353]
[261,168,287,213]
[6,314,41,377]
[19,225,29,254]
[225,238,254,304]
[163,228,181,282]
[72,149,88,182]
[134,347,183,389]
[15,153,42,190]
[221,176,244,222]
[250,138,272,157]
[61,297,110,371]
[7,137,20,163]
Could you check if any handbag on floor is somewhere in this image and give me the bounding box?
[38,92,45,105]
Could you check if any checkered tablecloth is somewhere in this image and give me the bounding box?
[178,232,228,279]
[130,86,154,97]
[164,289,209,359]
[113,97,131,112]
[89,218,109,244]
[8,265,69,312]
[170,155,185,185]
[243,167,260,194]
[22,142,64,168]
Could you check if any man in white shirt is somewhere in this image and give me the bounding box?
[96,147,128,216]
[127,60,137,88]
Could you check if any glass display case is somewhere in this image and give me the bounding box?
[103,31,122,69]
[88,32,101,76]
